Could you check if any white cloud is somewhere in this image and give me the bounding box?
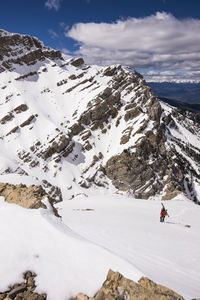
[48,29,59,39]
[66,12,200,81]
[45,0,62,11]
[45,0,90,10]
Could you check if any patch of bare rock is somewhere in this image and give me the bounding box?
[0,183,46,209]
[75,269,185,300]
[0,271,46,300]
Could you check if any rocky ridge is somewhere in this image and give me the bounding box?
[75,269,185,300]
[0,29,199,204]
[0,29,62,73]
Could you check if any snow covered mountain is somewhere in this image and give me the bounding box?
[0,29,200,300]
[0,29,200,205]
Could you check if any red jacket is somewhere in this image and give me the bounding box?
[161,209,166,217]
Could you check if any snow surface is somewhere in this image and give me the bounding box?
[56,194,200,300]
[0,196,142,300]
[0,194,200,300]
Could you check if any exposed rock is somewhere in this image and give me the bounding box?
[75,269,184,300]
[15,71,38,81]
[14,104,28,114]
[57,78,68,86]
[83,141,93,151]
[103,66,119,76]
[76,293,89,300]
[0,271,46,300]
[124,102,137,110]
[162,190,182,200]
[120,134,130,145]
[70,123,85,136]
[43,134,70,159]
[124,106,141,122]
[71,57,84,67]
[81,130,92,141]
[105,125,170,198]
[20,115,36,127]
[147,97,162,122]
[6,126,19,136]
[78,89,121,132]
[0,183,47,209]
[100,87,112,99]
[69,74,77,80]
[0,113,14,124]
[0,32,62,71]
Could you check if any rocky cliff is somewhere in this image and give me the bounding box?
[0,29,199,204]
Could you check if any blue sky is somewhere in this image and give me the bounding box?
[1,0,200,81]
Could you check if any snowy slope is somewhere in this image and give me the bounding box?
[0,194,200,300]
[57,193,200,300]
[0,196,142,300]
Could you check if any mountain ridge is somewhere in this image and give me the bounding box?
[0,29,199,205]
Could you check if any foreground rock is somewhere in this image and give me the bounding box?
[76,269,184,300]
[0,271,46,300]
[0,183,46,209]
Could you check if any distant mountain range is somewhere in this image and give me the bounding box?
[159,97,200,114]
[148,82,200,104]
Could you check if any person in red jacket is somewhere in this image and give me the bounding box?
[160,203,169,222]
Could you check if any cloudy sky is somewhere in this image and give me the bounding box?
[1,0,200,82]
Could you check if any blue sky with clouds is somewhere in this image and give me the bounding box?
[1,0,200,81]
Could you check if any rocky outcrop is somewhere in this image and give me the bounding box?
[105,119,170,199]
[42,133,71,159]
[76,269,184,300]
[0,30,62,72]
[0,271,46,300]
[0,183,46,209]
[79,89,121,131]
[71,57,84,67]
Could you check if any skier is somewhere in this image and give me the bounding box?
[160,203,169,222]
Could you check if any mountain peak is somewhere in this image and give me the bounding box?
[0,29,62,72]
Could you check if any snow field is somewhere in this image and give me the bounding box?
[57,194,200,299]
[0,196,142,300]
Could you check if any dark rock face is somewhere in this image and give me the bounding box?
[42,134,71,159]
[79,89,121,131]
[75,269,184,300]
[105,136,167,199]
[71,57,84,67]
